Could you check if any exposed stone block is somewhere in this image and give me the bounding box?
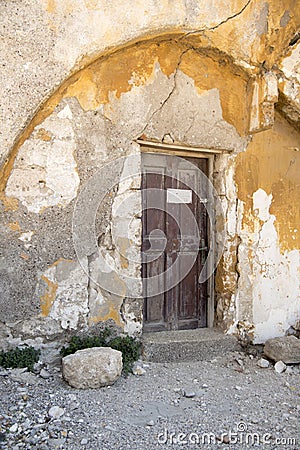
[62,347,123,389]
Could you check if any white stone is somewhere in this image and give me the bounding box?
[40,369,51,379]
[48,406,65,419]
[62,347,122,389]
[18,231,34,243]
[132,362,146,376]
[257,358,270,368]
[274,361,287,374]
[9,423,18,433]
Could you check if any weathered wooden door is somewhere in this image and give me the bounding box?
[142,153,208,332]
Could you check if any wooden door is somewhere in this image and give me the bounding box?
[142,153,209,332]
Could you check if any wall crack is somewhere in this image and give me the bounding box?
[138,49,190,139]
[182,0,252,38]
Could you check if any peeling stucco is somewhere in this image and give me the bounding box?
[39,259,89,330]
[5,106,80,213]
[236,113,300,253]
[231,113,300,343]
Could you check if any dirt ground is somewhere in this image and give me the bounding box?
[0,349,299,449]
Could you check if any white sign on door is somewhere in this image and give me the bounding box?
[167,188,192,204]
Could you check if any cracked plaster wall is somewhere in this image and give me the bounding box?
[1,0,299,164]
[0,1,300,347]
[215,113,300,343]
[0,42,250,344]
[234,115,300,343]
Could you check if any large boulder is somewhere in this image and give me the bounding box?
[264,336,300,364]
[62,347,122,389]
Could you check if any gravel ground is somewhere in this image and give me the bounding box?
[0,350,299,450]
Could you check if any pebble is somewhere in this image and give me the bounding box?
[132,363,146,376]
[48,406,65,419]
[9,423,18,433]
[274,360,287,373]
[81,438,88,445]
[183,390,196,398]
[40,369,51,379]
[257,358,270,368]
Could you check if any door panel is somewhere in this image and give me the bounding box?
[142,153,208,332]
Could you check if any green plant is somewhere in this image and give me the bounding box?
[60,327,112,357]
[60,328,141,375]
[109,335,141,375]
[0,346,40,372]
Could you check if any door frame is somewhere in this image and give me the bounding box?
[137,139,224,328]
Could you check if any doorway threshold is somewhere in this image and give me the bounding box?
[142,328,240,363]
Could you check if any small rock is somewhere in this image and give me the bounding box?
[40,369,51,379]
[80,438,88,445]
[274,360,287,373]
[48,406,64,419]
[132,362,146,376]
[33,362,43,372]
[257,358,270,368]
[147,420,155,426]
[235,386,242,391]
[9,423,18,433]
[173,387,181,393]
[183,390,196,398]
[264,336,300,364]
[202,384,209,389]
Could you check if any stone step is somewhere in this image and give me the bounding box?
[142,328,241,363]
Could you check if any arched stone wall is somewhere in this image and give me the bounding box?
[1,0,299,162]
